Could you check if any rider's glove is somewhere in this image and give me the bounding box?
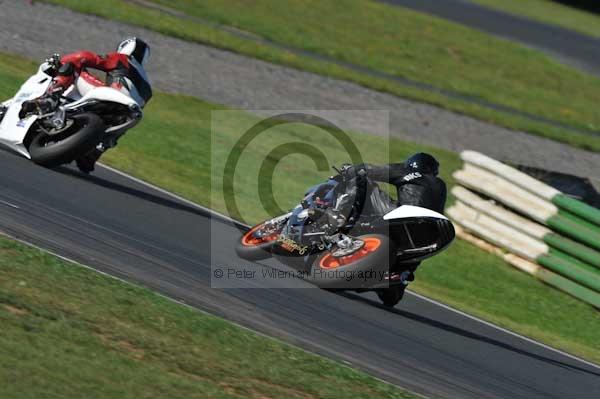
[46,62,75,96]
[42,53,62,76]
[339,164,366,181]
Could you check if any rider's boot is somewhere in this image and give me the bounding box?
[399,270,415,284]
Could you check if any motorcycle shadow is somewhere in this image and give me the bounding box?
[52,164,230,222]
[338,291,600,377]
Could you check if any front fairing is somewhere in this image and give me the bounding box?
[0,63,53,157]
[274,178,341,256]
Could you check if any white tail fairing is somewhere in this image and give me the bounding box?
[383,205,448,221]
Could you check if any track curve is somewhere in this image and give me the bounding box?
[380,0,600,76]
[0,150,598,399]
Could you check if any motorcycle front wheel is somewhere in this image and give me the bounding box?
[235,219,283,261]
[29,112,104,167]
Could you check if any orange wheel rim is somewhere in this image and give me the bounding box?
[319,237,381,269]
[241,223,280,247]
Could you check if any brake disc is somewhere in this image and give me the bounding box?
[332,239,364,258]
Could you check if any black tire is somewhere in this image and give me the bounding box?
[29,113,104,167]
[235,221,282,261]
[310,234,395,289]
[376,285,405,307]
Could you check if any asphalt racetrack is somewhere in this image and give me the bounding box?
[0,149,598,399]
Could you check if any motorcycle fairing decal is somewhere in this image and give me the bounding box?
[277,235,309,255]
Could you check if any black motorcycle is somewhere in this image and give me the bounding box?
[236,167,455,306]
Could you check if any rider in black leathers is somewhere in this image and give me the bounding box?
[336,152,447,284]
[339,152,446,217]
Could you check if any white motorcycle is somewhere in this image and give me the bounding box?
[0,57,143,167]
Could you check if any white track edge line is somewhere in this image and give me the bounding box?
[405,290,600,370]
[71,164,600,370]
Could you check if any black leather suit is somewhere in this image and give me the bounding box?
[359,163,447,213]
[338,163,447,224]
[341,163,447,274]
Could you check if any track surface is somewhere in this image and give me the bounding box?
[1,1,599,180]
[1,151,598,399]
[1,2,599,397]
[381,0,600,75]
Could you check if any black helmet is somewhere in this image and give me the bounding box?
[117,37,150,66]
[405,152,439,176]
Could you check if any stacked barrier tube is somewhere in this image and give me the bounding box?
[452,187,600,269]
[455,226,600,309]
[453,165,600,251]
[449,151,600,309]
[461,150,600,228]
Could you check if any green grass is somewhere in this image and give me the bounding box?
[0,237,418,399]
[472,0,600,38]
[41,0,600,152]
[1,52,599,369]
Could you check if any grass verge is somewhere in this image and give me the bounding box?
[0,236,418,399]
[471,0,600,38]
[39,0,600,151]
[1,53,599,366]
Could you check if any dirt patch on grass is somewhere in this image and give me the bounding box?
[95,332,146,360]
[230,378,317,399]
[2,304,28,315]
[0,248,18,255]
[119,339,145,360]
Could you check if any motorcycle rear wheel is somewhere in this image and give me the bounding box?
[310,234,395,289]
[29,113,104,167]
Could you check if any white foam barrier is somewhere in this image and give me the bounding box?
[460,150,560,200]
[447,202,548,261]
[455,226,600,309]
[455,226,540,275]
[451,186,550,239]
[453,164,558,224]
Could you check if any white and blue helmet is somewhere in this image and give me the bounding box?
[117,37,150,66]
